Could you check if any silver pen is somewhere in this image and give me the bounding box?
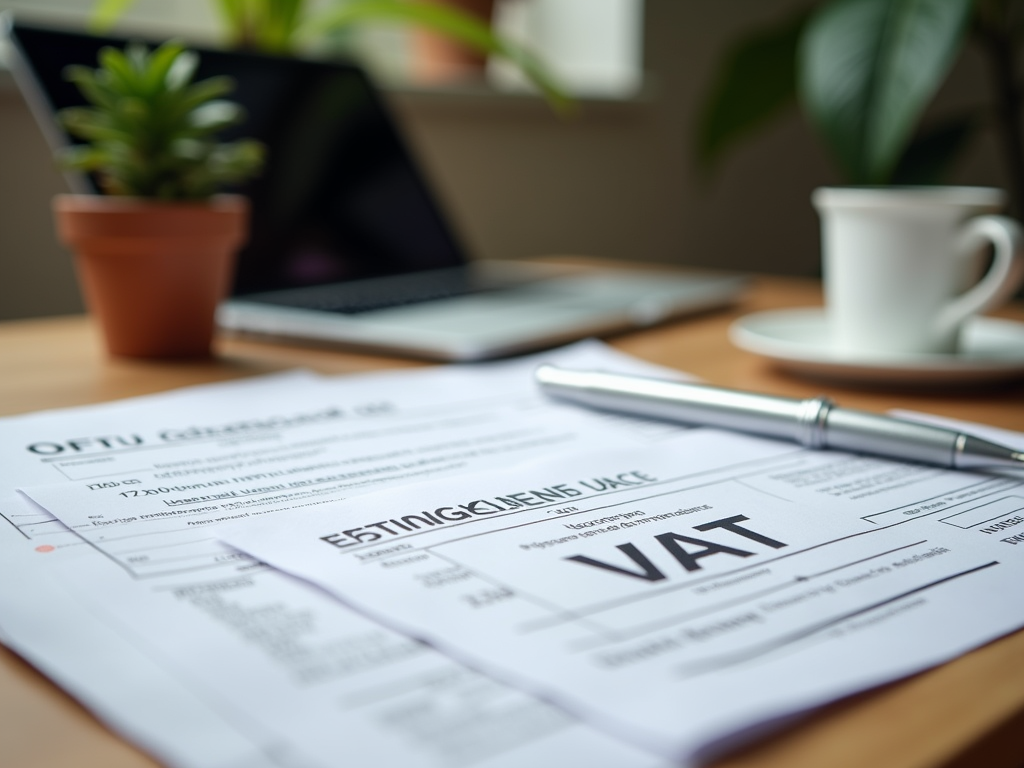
[535,366,1024,471]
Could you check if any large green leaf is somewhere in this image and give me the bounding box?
[695,9,809,172]
[799,0,973,183]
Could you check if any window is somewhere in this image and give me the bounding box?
[491,0,643,98]
[0,0,644,99]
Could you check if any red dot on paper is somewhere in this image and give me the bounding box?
[35,545,55,553]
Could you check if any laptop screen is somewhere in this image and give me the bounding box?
[6,21,469,297]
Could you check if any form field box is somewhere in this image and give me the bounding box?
[939,496,1024,530]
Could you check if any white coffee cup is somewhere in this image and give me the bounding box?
[812,186,1024,356]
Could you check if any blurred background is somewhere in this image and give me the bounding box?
[0,0,1011,321]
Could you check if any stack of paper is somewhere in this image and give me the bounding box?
[3,340,1024,767]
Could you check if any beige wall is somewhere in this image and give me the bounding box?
[396,0,832,273]
[0,0,1010,321]
[395,0,1008,273]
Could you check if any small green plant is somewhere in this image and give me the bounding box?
[58,40,265,200]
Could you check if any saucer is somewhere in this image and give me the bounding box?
[729,308,1024,385]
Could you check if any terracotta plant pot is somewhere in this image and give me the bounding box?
[53,194,250,359]
[411,0,496,83]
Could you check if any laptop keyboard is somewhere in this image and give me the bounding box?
[240,268,507,315]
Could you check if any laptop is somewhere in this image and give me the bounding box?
[5,18,746,361]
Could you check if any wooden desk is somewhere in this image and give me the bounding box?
[2,275,1023,768]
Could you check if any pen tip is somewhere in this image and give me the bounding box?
[957,435,1024,471]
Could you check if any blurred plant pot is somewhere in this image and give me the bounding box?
[411,0,496,83]
[53,194,249,359]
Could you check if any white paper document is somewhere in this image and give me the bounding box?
[9,342,684,768]
[0,371,331,768]
[213,428,1024,762]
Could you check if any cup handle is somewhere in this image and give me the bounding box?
[939,214,1024,333]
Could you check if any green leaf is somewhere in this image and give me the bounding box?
[889,111,978,184]
[695,8,810,172]
[307,0,496,52]
[165,48,199,91]
[176,77,237,114]
[188,101,245,133]
[799,0,973,184]
[59,108,135,145]
[260,0,305,53]
[125,42,150,78]
[142,42,187,95]
[170,138,208,162]
[88,0,137,32]
[62,66,117,111]
[213,0,249,46]
[98,46,140,93]
[56,144,107,171]
[209,139,266,183]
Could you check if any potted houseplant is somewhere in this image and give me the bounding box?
[696,0,1023,215]
[53,39,264,358]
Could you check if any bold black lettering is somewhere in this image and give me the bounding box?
[693,515,787,549]
[457,500,503,516]
[399,514,438,530]
[343,527,382,544]
[530,487,569,503]
[493,496,525,509]
[27,442,63,455]
[609,472,647,487]
[94,435,143,449]
[320,534,352,548]
[565,543,667,581]
[433,507,472,522]
[655,532,753,572]
[507,492,541,506]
